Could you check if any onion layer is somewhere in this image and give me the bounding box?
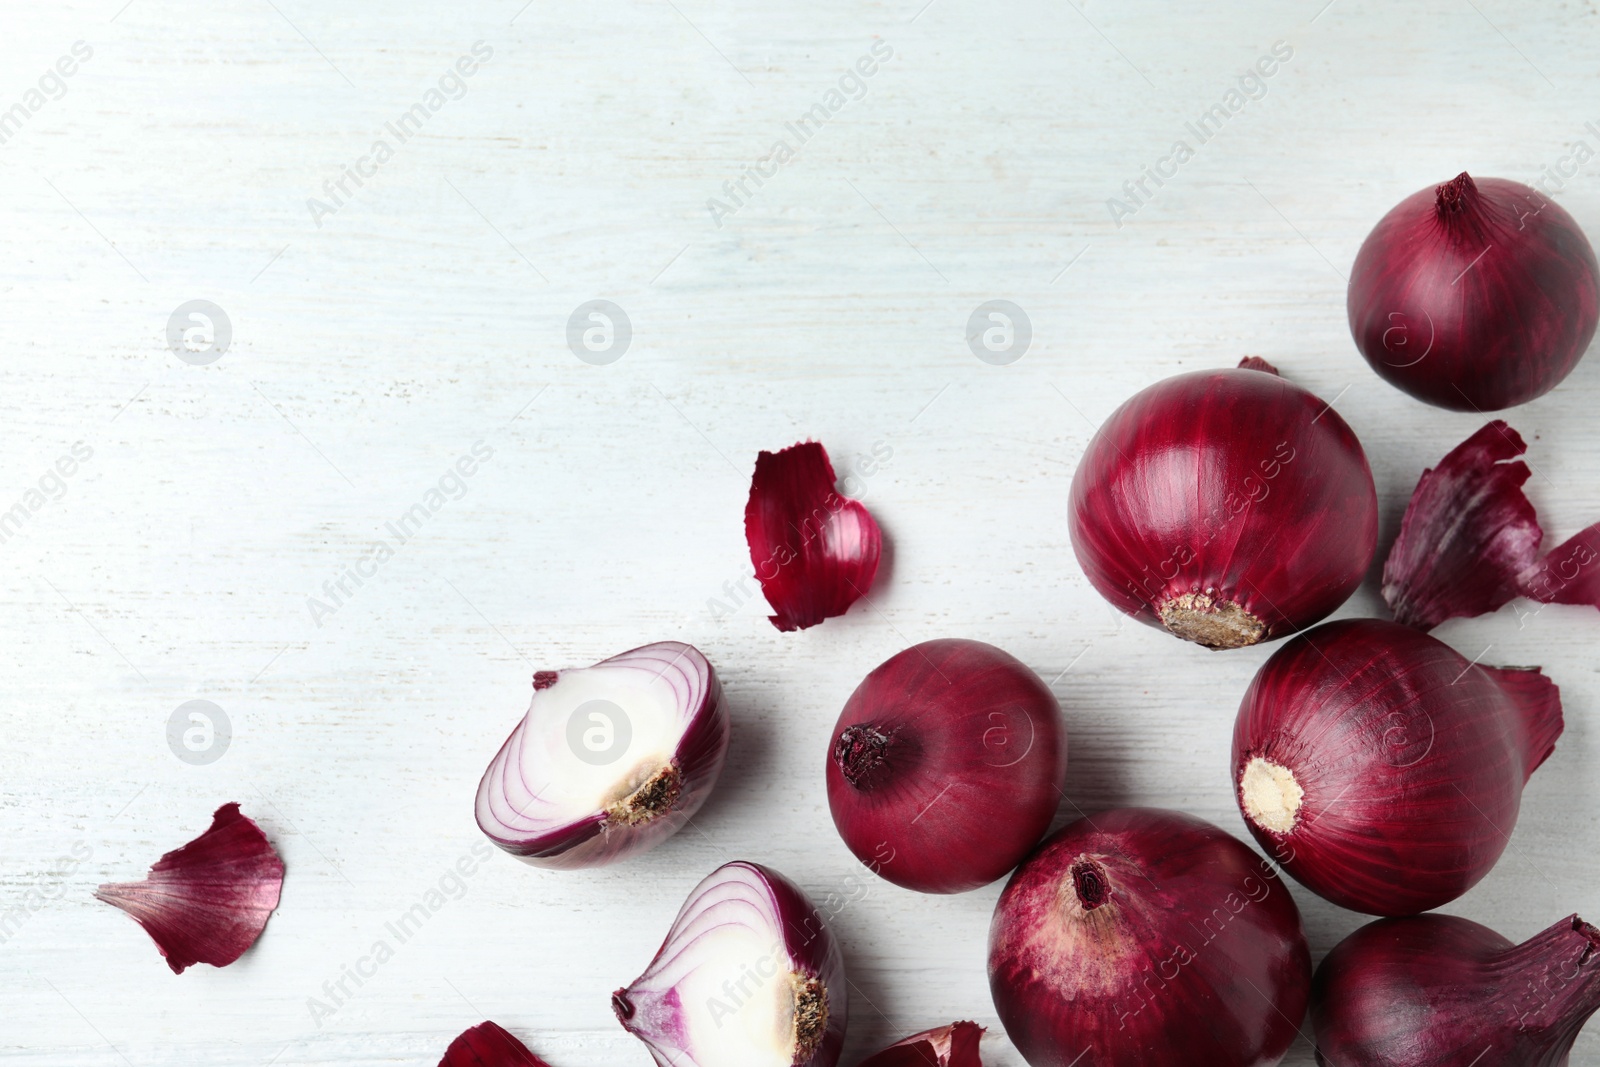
[613,861,846,1067]
[1312,913,1600,1066]
[475,642,729,869]
[438,1021,553,1066]
[1348,172,1600,410]
[826,639,1067,894]
[1069,363,1378,649]
[95,802,284,974]
[1233,618,1563,916]
[859,1022,984,1066]
[1383,420,1600,629]
[745,441,883,631]
[988,807,1310,1067]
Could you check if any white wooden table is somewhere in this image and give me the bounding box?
[4,0,1600,1063]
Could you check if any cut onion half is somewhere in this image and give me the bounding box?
[475,642,730,869]
[613,860,847,1067]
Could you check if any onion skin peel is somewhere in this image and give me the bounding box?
[1069,364,1377,650]
[1382,420,1600,630]
[988,807,1310,1067]
[1349,172,1600,411]
[613,861,847,1067]
[94,802,285,974]
[438,1021,554,1066]
[1233,618,1563,916]
[826,638,1067,894]
[475,641,729,869]
[745,440,883,632]
[1311,914,1600,1067]
[858,1021,985,1066]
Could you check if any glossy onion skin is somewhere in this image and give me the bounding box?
[1348,173,1600,411]
[826,639,1067,894]
[988,808,1310,1067]
[1232,619,1563,916]
[1068,367,1378,648]
[1311,913,1600,1067]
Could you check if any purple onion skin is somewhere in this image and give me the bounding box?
[474,643,730,869]
[988,808,1310,1067]
[1069,367,1377,650]
[613,861,848,1067]
[1233,619,1562,917]
[1311,914,1600,1067]
[826,639,1068,894]
[1349,173,1600,411]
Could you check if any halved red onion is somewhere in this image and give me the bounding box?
[439,1021,553,1066]
[613,861,846,1067]
[1312,913,1600,1066]
[1233,618,1563,916]
[858,1022,984,1066]
[988,807,1310,1067]
[475,642,729,869]
[95,802,284,974]
[745,441,882,632]
[1383,420,1600,629]
[826,639,1067,894]
[1068,363,1377,649]
[1348,172,1600,410]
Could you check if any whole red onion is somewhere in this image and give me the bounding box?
[1233,618,1563,916]
[988,807,1310,1067]
[1348,172,1600,410]
[826,639,1067,893]
[1069,363,1378,649]
[1311,913,1600,1066]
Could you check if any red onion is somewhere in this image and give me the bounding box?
[1383,420,1600,629]
[613,860,846,1067]
[988,807,1310,1067]
[475,642,729,869]
[439,1021,553,1066]
[1069,361,1378,649]
[1348,172,1600,410]
[826,639,1067,893]
[95,803,284,974]
[858,1021,984,1066]
[1233,618,1563,916]
[745,440,883,631]
[1311,913,1600,1066]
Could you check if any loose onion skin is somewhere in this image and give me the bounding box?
[1233,619,1563,916]
[826,639,1067,894]
[988,808,1310,1067]
[1311,913,1600,1067]
[1069,365,1378,650]
[1348,172,1600,411]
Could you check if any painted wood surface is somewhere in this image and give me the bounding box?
[4,0,1600,1062]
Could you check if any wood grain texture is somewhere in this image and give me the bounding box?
[3,0,1600,1063]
